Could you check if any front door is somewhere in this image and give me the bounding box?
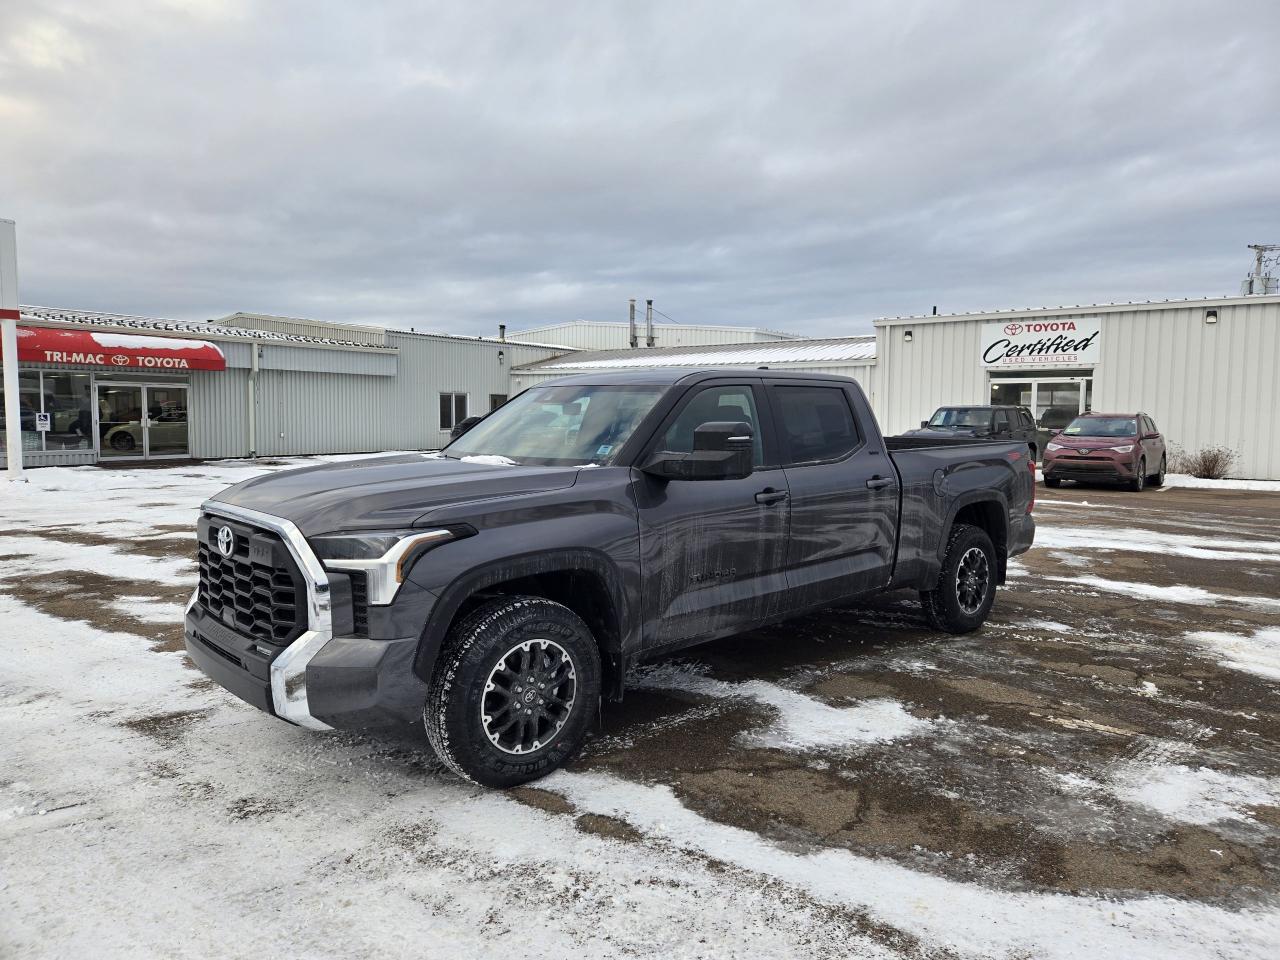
[635,381,792,647]
[97,383,145,460]
[768,379,896,605]
[96,383,190,460]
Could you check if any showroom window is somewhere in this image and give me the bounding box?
[0,370,93,453]
[439,392,468,430]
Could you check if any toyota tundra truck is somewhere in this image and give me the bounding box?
[185,369,1036,787]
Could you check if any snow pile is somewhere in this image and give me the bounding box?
[1108,763,1280,826]
[632,662,931,751]
[459,454,518,466]
[1046,574,1280,610]
[1184,627,1280,682]
[1161,474,1280,492]
[548,770,1280,960]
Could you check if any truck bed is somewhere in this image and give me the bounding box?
[885,435,1031,453]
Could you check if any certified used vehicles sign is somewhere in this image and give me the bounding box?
[980,316,1101,367]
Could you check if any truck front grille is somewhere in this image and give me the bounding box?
[348,570,370,636]
[197,514,307,646]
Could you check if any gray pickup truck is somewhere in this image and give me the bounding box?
[185,369,1036,786]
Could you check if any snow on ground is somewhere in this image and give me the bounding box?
[631,661,932,751]
[1107,763,1280,827]
[547,771,1280,960]
[1044,574,1280,611]
[5,456,1280,960]
[1183,628,1280,682]
[1161,475,1280,492]
[1034,525,1280,563]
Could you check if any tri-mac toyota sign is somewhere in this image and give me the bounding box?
[980,317,1101,368]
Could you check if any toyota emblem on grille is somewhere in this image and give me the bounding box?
[1079,449,1091,455]
[216,525,235,558]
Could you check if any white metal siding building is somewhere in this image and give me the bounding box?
[506,320,803,351]
[1,308,567,468]
[874,295,1280,480]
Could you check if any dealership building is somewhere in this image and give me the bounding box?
[0,307,564,469]
[4,293,1279,479]
[513,294,1280,480]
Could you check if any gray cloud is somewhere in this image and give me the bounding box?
[2,0,1277,336]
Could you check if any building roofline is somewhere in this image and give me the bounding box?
[508,319,805,339]
[873,294,1280,327]
[20,306,398,351]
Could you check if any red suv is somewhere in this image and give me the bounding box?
[1042,412,1166,491]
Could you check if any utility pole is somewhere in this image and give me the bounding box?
[628,298,637,348]
[1244,244,1280,295]
[1,219,23,482]
[645,299,655,348]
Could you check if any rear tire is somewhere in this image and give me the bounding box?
[1129,458,1146,492]
[1044,477,1062,488]
[920,523,998,634]
[1149,455,1166,487]
[425,595,601,788]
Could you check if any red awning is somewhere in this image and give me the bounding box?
[8,325,226,371]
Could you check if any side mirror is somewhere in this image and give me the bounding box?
[641,421,754,481]
[920,420,930,429]
[1143,433,1160,440]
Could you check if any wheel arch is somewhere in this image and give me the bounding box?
[941,494,1009,584]
[414,549,628,699]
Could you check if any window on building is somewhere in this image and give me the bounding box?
[40,372,93,451]
[488,394,508,412]
[773,385,861,464]
[439,392,468,430]
[0,370,77,454]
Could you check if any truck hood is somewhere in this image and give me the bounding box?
[208,453,580,536]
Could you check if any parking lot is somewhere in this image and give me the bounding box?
[3,458,1280,959]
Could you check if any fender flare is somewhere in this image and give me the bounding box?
[938,491,1011,579]
[411,547,630,685]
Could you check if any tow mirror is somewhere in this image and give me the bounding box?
[641,421,754,481]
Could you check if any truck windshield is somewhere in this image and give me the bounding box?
[929,408,993,429]
[1062,416,1136,438]
[444,384,665,466]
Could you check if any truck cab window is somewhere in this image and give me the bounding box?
[774,386,860,464]
[660,386,763,466]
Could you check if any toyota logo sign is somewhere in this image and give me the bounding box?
[1003,323,1024,336]
[216,525,235,558]
[111,354,131,366]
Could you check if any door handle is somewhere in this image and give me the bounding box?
[754,488,789,505]
[866,476,896,490]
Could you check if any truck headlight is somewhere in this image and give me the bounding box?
[1110,444,1134,454]
[310,529,457,605]
[1045,442,1063,452]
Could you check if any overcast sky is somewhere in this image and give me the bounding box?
[2,1,1277,337]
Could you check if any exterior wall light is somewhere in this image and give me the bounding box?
[498,350,506,364]
[1205,310,1218,324]
[903,329,913,342]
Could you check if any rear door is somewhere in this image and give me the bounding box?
[635,379,793,647]
[1141,415,1165,470]
[766,379,896,606]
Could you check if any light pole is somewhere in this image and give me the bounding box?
[0,219,23,481]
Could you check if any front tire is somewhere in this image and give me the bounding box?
[1129,458,1146,492]
[920,523,997,634]
[425,596,601,788]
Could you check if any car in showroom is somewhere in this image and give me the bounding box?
[1042,412,1166,491]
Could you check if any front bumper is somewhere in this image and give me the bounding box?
[1043,455,1137,482]
[185,501,427,730]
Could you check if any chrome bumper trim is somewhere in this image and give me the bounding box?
[200,499,334,732]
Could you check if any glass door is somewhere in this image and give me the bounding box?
[97,384,145,460]
[145,385,190,458]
